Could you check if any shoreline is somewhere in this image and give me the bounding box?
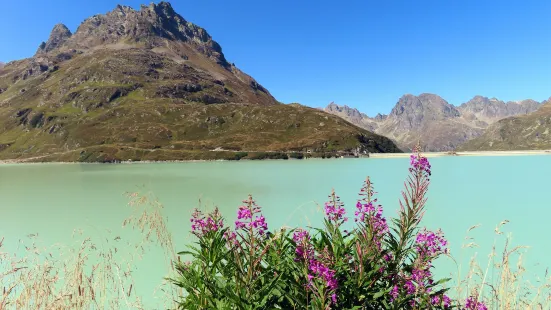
[369,150,551,158]
[0,150,550,165]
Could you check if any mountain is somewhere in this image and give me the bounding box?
[458,98,551,151]
[325,94,543,151]
[457,96,541,124]
[0,2,400,162]
[324,102,379,132]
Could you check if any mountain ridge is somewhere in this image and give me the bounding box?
[458,97,551,151]
[325,94,544,151]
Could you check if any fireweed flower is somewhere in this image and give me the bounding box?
[355,178,389,250]
[355,201,389,250]
[390,285,399,301]
[190,208,223,237]
[223,230,238,247]
[410,151,431,177]
[308,259,338,291]
[465,296,488,310]
[415,228,448,260]
[412,267,432,283]
[293,229,314,262]
[404,280,416,295]
[324,190,348,224]
[293,229,338,305]
[443,295,451,307]
[234,195,268,235]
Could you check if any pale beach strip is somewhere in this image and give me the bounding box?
[369,150,551,158]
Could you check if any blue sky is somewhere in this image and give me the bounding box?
[1,0,550,115]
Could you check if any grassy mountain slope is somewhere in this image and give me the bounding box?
[0,2,400,162]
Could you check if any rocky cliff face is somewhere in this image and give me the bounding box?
[0,2,400,162]
[325,94,544,151]
[324,102,379,131]
[325,102,365,124]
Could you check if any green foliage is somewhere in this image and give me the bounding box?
[232,152,249,160]
[289,152,304,159]
[171,149,457,309]
[247,152,289,160]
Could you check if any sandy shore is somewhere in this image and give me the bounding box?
[369,150,551,158]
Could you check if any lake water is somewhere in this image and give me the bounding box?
[1,156,550,308]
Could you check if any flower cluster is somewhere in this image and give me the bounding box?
[324,191,347,224]
[411,267,432,284]
[178,147,464,310]
[235,195,268,235]
[415,229,448,260]
[390,285,399,301]
[431,295,451,308]
[223,230,238,247]
[355,178,389,250]
[190,208,223,237]
[293,229,313,262]
[308,259,338,291]
[293,229,338,305]
[465,296,488,310]
[355,201,389,249]
[398,229,448,297]
[410,152,431,177]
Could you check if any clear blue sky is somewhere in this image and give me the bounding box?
[1,0,550,115]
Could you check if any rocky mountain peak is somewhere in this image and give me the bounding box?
[36,23,72,55]
[35,2,228,67]
[389,93,460,120]
[324,102,366,123]
[149,1,176,16]
[458,95,542,120]
[373,113,387,121]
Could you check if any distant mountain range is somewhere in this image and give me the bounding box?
[458,98,551,151]
[0,2,400,162]
[325,94,545,151]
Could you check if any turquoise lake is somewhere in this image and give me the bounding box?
[1,156,549,308]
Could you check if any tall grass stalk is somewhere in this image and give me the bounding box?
[450,220,550,309]
[0,190,179,309]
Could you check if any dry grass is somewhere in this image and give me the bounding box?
[449,220,551,309]
[0,190,179,310]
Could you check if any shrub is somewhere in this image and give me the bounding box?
[248,152,289,160]
[289,152,304,159]
[171,146,466,309]
[231,152,248,160]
